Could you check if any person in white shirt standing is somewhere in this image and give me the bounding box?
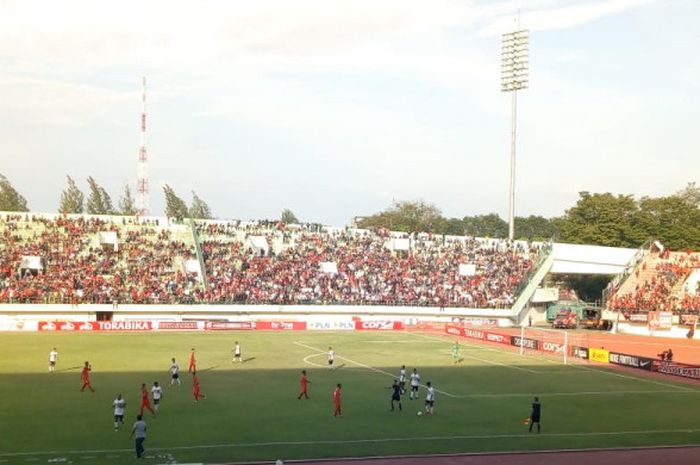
[170,358,181,386]
[113,393,126,431]
[327,347,335,370]
[409,368,421,400]
[151,382,162,412]
[48,347,58,373]
[233,341,241,363]
[398,365,407,394]
[424,382,435,415]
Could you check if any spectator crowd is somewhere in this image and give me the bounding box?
[608,252,700,315]
[1,213,541,308]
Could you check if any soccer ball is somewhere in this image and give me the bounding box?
[417,411,423,416]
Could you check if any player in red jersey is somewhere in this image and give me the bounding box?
[192,371,206,401]
[298,370,311,400]
[139,383,156,417]
[80,361,95,392]
[332,383,342,417]
[188,348,197,373]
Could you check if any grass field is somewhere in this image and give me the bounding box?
[1,330,699,465]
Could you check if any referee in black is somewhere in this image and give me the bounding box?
[529,396,541,433]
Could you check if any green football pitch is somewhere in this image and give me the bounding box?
[1,330,699,465]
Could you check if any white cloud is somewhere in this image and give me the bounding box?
[477,0,656,36]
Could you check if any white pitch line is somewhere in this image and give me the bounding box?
[449,389,700,399]
[293,341,458,398]
[566,362,696,392]
[302,353,326,368]
[408,331,540,374]
[4,429,700,458]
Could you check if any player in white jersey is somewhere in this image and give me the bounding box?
[327,347,335,370]
[233,341,241,363]
[170,358,181,385]
[409,368,421,399]
[424,382,435,415]
[151,382,163,411]
[398,365,407,394]
[113,393,127,430]
[48,348,58,373]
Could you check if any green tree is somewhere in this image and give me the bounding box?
[0,173,29,212]
[438,217,465,236]
[190,191,213,219]
[358,200,443,233]
[86,177,114,215]
[118,184,137,216]
[462,213,508,238]
[676,182,700,208]
[280,209,299,224]
[637,195,700,250]
[59,176,84,214]
[163,184,189,219]
[557,192,644,247]
[514,215,557,241]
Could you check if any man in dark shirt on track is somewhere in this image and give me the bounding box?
[529,396,541,433]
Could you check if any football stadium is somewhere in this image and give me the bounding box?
[1,215,699,465]
[2,2,700,465]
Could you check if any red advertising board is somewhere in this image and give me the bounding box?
[463,327,486,340]
[256,321,307,331]
[204,321,256,331]
[354,321,403,331]
[38,321,153,332]
[484,331,510,345]
[445,324,464,337]
[157,321,200,330]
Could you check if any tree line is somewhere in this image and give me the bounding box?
[1,173,698,249]
[357,183,700,250]
[0,173,215,220]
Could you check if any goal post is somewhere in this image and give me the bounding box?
[517,326,573,364]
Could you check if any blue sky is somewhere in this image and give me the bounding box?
[0,0,697,225]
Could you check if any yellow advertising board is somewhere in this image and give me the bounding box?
[589,348,609,363]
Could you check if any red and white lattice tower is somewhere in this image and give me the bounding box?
[136,76,149,216]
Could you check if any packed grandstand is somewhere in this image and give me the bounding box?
[0,213,542,307]
[2,212,699,314]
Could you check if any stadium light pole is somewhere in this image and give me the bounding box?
[500,28,529,241]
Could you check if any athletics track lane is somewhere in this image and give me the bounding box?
[284,445,700,465]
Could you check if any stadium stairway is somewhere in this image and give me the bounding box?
[511,247,555,325]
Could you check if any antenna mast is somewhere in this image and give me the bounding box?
[136,76,149,216]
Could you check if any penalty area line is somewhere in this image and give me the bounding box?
[4,429,700,458]
[293,341,458,398]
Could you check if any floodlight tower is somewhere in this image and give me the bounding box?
[500,28,529,241]
[136,76,149,216]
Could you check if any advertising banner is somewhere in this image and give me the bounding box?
[653,361,700,380]
[589,348,610,363]
[463,327,486,341]
[354,320,403,331]
[680,314,699,325]
[38,321,153,331]
[256,321,307,331]
[307,321,355,331]
[485,332,510,345]
[459,318,499,328]
[608,351,653,371]
[445,324,464,337]
[156,321,201,330]
[541,340,565,353]
[510,335,539,351]
[628,313,648,323]
[204,321,256,331]
[571,345,589,359]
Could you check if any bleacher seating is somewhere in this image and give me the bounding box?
[607,250,700,314]
[0,213,541,308]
